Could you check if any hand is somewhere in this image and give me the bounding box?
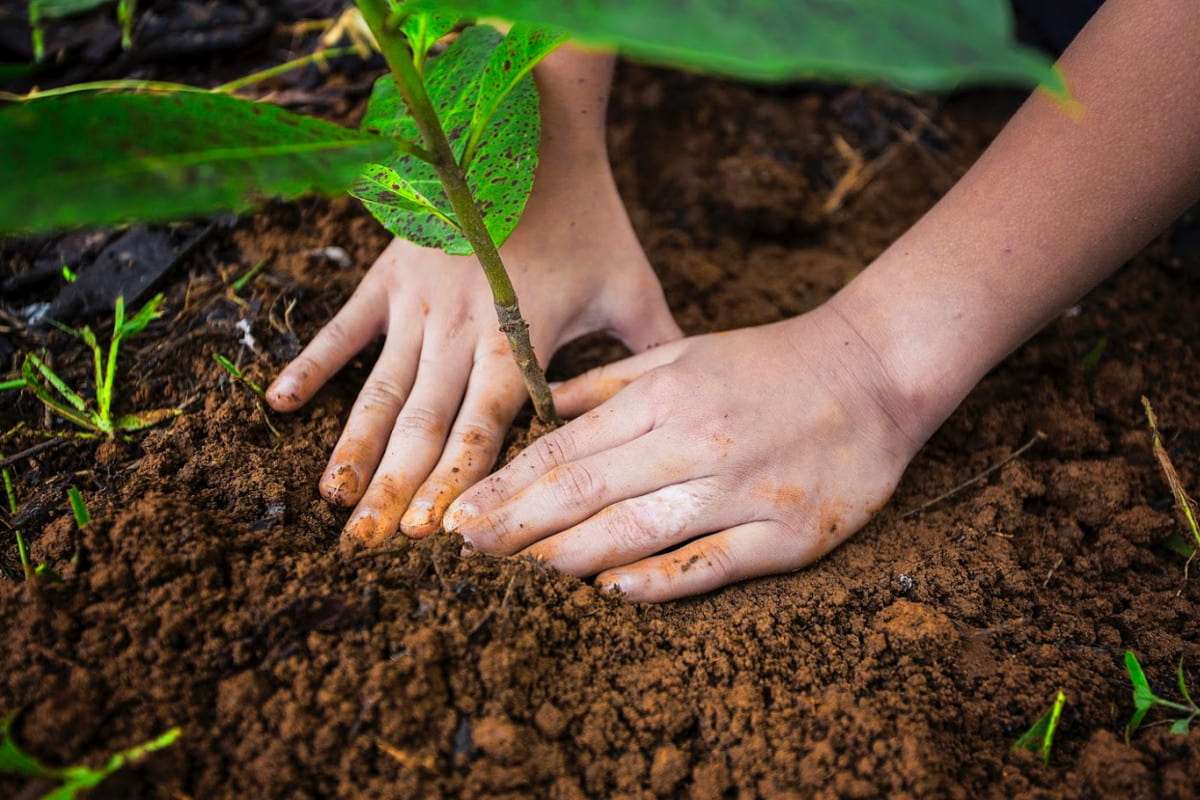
[266,55,681,545]
[443,305,938,601]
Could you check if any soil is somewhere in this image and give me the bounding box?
[3,11,1200,800]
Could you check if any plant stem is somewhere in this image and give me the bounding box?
[355,0,560,425]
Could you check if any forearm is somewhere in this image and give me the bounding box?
[829,0,1200,440]
[535,47,615,164]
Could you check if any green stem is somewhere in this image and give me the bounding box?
[356,1,560,426]
[213,46,357,94]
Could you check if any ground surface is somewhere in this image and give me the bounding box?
[2,6,1200,799]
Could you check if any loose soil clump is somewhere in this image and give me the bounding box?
[3,49,1200,800]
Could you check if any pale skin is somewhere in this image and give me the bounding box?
[271,0,1200,601]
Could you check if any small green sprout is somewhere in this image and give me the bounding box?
[213,353,281,440]
[1013,690,1066,764]
[14,531,34,583]
[60,265,77,283]
[2,467,16,516]
[1124,650,1199,741]
[66,487,90,529]
[16,294,181,440]
[213,353,264,397]
[0,713,180,799]
[229,259,267,296]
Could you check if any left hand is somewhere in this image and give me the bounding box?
[444,304,936,601]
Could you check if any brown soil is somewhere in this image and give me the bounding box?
[3,61,1200,800]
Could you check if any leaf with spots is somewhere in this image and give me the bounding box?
[410,0,1066,98]
[401,10,461,67]
[354,24,542,255]
[0,92,394,235]
[464,23,566,167]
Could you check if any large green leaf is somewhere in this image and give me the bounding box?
[354,24,543,255]
[0,92,395,235]
[412,0,1065,96]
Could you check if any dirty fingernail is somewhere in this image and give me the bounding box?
[597,573,629,595]
[400,499,436,538]
[321,464,360,506]
[343,509,392,547]
[268,375,300,404]
[443,500,477,533]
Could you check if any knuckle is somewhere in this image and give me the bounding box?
[528,429,574,473]
[548,461,603,509]
[319,316,356,351]
[603,504,656,553]
[456,421,500,452]
[700,541,739,584]
[359,379,408,410]
[392,406,446,440]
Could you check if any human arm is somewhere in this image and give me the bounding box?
[443,0,1200,601]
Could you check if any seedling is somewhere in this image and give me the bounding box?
[213,353,282,440]
[0,713,179,799]
[1123,650,1199,741]
[60,265,77,283]
[28,0,137,62]
[66,486,90,529]
[0,1,1066,426]
[11,294,181,440]
[1142,396,1200,578]
[229,259,268,296]
[1013,690,1066,764]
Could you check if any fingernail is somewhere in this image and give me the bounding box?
[548,380,563,389]
[268,375,300,404]
[442,500,477,533]
[342,510,378,544]
[598,574,629,595]
[321,464,360,506]
[400,499,434,537]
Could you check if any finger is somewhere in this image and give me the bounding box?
[444,387,655,531]
[596,521,805,603]
[342,339,473,546]
[520,477,747,577]
[452,428,700,556]
[267,283,386,412]
[318,322,422,506]
[552,339,686,418]
[399,353,527,538]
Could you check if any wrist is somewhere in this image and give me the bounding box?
[819,272,984,449]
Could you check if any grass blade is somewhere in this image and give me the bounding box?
[66,486,90,528]
[24,354,88,413]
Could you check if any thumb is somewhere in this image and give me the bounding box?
[553,338,687,418]
[608,279,683,353]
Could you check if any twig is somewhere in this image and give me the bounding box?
[0,437,65,467]
[468,573,518,635]
[1042,555,1065,588]
[900,431,1046,519]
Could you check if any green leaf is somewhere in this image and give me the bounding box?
[0,92,395,235]
[1164,531,1198,559]
[1178,659,1196,709]
[464,23,566,166]
[401,10,461,67]
[1012,690,1066,765]
[0,714,54,778]
[412,0,1065,97]
[117,293,164,338]
[1170,717,1192,736]
[29,0,111,21]
[23,354,87,413]
[1125,651,1157,711]
[113,408,182,432]
[67,486,90,528]
[354,24,540,255]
